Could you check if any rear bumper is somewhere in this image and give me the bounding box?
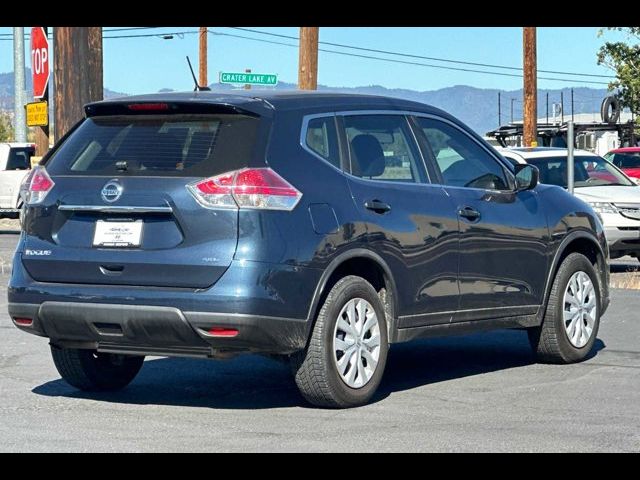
[9,301,308,357]
[8,251,321,356]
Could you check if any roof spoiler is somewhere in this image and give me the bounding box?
[84,101,261,118]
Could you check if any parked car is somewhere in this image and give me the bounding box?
[499,147,640,261]
[604,147,640,182]
[0,142,34,218]
[9,92,609,408]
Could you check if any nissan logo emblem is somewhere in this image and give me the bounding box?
[101,180,123,203]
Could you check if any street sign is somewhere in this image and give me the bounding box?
[25,101,48,127]
[219,72,278,86]
[31,27,50,99]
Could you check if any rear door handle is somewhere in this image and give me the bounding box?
[364,200,391,214]
[457,206,481,221]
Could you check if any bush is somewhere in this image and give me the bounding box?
[0,113,12,142]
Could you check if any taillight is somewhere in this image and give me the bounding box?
[20,165,55,205]
[187,168,302,211]
[13,318,33,327]
[207,327,239,337]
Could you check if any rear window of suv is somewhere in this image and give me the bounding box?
[46,114,260,177]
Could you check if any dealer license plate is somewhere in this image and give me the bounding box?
[93,220,143,248]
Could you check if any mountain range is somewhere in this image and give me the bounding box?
[0,70,612,135]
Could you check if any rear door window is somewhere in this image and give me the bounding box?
[342,114,428,183]
[46,114,260,177]
[305,116,341,169]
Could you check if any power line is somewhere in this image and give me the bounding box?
[210,30,611,85]
[0,29,198,41]
[0,26,615,82]
[0,26,613,85]
[227,26,614,80]
[0,26,154,37]
[103,30,198,39]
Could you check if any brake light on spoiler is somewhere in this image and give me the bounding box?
[187,168,302,211]
[126,103,170,111]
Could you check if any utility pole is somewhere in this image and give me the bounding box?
[571,88,574,123]
[244,68,251,90]
[523,27,537,147]
[54,27,103,140]
[199,27,207,88]
[546,92,549,124]
[567,121,575,194]
[511,98,516,123]
[13,27,27,143]
[561,91,564,123]
[632,93,636,146]
[298,27,319,90]
[498,92,501,126]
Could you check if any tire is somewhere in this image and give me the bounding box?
[601,95,621,123]
[291,275,389,408]
[50,346,144,392]
[528,253,601,363]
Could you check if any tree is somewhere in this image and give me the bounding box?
[597,28,640,114]
[0,113,12,142]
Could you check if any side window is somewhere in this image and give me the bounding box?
[305,116,341,169]
[342,114,427,183]
[6,148,33,170]
[417,118,510,190]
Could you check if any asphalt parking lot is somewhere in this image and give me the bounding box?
[0,231,638,452]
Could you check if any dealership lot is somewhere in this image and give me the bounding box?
[0,232,638,452]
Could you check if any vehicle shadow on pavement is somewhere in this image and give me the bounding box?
[32,329,606,409]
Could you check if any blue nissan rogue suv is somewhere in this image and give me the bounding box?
[9,91,610,408]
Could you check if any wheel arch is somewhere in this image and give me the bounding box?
[542,230,609,320]
[305,249,399,343]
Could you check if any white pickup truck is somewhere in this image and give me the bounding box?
[0,142,35,218]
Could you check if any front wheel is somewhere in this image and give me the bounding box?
[292,276,389,408]
[528,253,601,363]
[51,346,144,391]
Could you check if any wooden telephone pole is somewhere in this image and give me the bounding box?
[298,27,319,90]
[54,27,103,140]
[199,27,208,87]
[523,27,537,147]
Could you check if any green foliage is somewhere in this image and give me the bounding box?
[0,113,12,142]
[597,27,640,114]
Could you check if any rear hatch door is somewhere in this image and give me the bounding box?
[22,102,265,288]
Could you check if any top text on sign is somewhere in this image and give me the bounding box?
[219,72,278,86]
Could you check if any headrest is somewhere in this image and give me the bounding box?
[350,134,386,177]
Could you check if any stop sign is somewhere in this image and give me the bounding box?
[31,27,49,99]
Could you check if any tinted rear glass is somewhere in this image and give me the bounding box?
[46,114,260,177]
[6,147,34,170]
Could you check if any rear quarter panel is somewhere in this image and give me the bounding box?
[233,110,368,269]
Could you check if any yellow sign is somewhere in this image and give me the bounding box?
[26,101,48,127]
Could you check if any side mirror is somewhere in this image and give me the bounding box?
[514,164,539,191]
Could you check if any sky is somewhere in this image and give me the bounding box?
[0,27,629,94]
